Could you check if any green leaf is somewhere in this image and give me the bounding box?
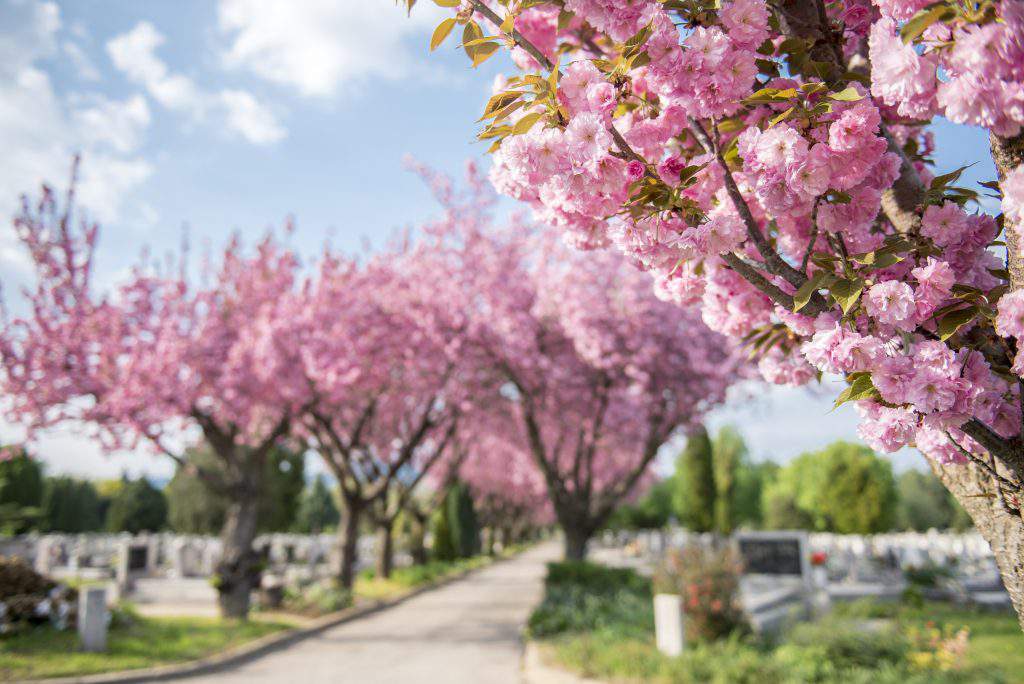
[430,18,457,51]
[743,87,797,104]
[512,111,543,135]
[900,3,956,44]
[432,0,461,6]
[833,372,879,409]
[937,306,978,341]
[929,164,971,190]
[830,277,864,315]
[793,270,831,312]
[828,86,863,102]
[462,21,483,61]
[480,91,521,120]
[769,106,795,128]
[677,163,708,185]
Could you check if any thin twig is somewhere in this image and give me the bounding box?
[801,199,822,273]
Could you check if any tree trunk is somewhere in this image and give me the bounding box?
[932,460,1024,630]
[484,526,495,556]
[375,520,395,579]
[216,494,261,619]
[333,500,362,589]
[562,524,591,561]
[984,130,1024,631]
[409,511,428,565]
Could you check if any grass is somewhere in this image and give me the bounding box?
[354,555,494,602]
[531,561,1024,684]
[0,607,290,681]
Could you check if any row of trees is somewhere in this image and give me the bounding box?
[0,446,343,536]
[0,163,743,618]
[614,433,970,534]
[0,449,164,534]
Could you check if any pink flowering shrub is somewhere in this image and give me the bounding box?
[654,545,748,642]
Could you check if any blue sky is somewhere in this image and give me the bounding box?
[0,0,999,481]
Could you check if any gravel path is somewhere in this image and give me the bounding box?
[184,541,560,684]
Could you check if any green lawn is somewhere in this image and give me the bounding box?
[354,555,492,602]
[532,561,1024,684]
[890,602,1024,678]
[0,611,290,681]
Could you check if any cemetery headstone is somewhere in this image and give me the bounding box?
[653,593,685,656]
[733,531,815,633]
[77,586,108,652]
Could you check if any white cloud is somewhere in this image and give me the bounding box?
[106,22,204,112]
[72,94,151,154]
[62,40,100,81]
[0,2,153,274]
[0,0,60,73]
[217,0,447,98]
[220,89,287,144]
[106,21,286,145]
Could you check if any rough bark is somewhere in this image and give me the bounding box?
[992,131,1024,289]
[216,492,261,619]
[931,459,1024,631]
[333,499,362,589]
[375,520,395,579]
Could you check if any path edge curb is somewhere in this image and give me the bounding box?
[25,554,520,684]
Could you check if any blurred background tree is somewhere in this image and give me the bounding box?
[294,475,340,534]
[896,470,971,532]
[0,448,43,535]
[106,477,168,533]
[762,441,897,533]
[165,443,305,534]
[675,427,716,532]
[39,476,102,532]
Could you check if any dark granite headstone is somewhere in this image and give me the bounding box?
[738,537,803,576]
[127,545,149,572]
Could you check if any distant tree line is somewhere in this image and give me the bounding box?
[0,443,345,536]
[608,429,971,535]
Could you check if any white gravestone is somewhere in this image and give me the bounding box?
[654,593,685,656]
[77,586,108,652]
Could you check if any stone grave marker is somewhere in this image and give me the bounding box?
[734,531,814,632]
[653,593,685,656]
[77,586,108,652]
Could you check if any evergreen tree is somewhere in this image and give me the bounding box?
[674,427,716,532]
[733,461,775,528]
[430,503,457,561]
[106,477,168,533]
[712,426,745,534]
[294,475,339,533]
[40,477,103,532]
[447,482,481,558]
[0,448,43,534]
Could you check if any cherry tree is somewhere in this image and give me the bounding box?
[411,0,1024,623]
[0,177,304,618]
[292,247,467,586]
[408,162,742,559]
[455,410,553,551]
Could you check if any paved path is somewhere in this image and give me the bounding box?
[185,542,560,684]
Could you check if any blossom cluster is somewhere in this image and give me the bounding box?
[431,0,1024,469]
